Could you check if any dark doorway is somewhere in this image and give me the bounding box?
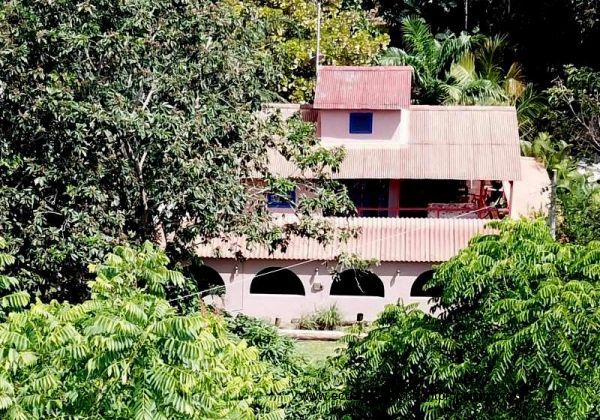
[250,267,305,295]
[330,269,385,297]
[410,270,442,297]
[187,264,226,296]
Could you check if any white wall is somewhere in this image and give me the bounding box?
[202,258,434,325]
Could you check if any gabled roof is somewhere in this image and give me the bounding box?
[196,217,493,263]
[268,106,522,181]
[313,66,412,110]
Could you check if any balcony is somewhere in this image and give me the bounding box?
[343,179,509,220]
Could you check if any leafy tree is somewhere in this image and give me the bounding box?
[333,219,600,419]
[0,242,291,419]
[0,0,351,300]
[250,0,389,102]
[544,65,600,162]
[378,17,479,103]
[559,187,600,245]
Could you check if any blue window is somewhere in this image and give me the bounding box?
[267,189,296,209]
[349,112,373,134]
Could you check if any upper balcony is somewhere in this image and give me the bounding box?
[339,179,509,220]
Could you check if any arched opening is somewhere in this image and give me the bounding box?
[250,267,305,295]
[330,269,384,297]
[410,270,442,297]
[187,264,226,297]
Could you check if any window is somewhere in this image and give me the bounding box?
[330,269,384,297]
[267,189,296,209]
[349,112,373,134]
[250,267,305,295]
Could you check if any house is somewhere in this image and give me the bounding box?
[193,66,550,324]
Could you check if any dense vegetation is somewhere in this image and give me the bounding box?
[0,0,598,418]
[0,0,354,301]
[333,220,600,419]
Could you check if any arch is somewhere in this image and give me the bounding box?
[187,264,226,296]
[410,270,442,297]
[330,269,384,297]
[250,267,305,295]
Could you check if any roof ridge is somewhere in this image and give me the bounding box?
[319,65,413,72]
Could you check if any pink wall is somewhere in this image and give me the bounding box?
[202,258,434,325]
[319,110,405,143]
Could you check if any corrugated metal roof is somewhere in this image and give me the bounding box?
[267,106,522,181]
[195,217,493,263]
[314,66,412,110]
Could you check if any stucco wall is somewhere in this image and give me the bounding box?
[319,110,406,144]
[202,258,433,325]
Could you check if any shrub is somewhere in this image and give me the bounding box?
[226,314,300,373]
[313,305,343,331]
[296,305,343,331]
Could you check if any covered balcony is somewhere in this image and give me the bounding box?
[340,179,509,220]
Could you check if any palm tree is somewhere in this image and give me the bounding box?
[378,17,481,103]
[442,36,525,105]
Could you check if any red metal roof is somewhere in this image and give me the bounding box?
[313,66,412,110]
[195,217,493,263]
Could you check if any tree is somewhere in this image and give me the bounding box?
[378,17,480,103]
[442,36,525,106]
[0,0,352,301]
[334,220,600,419]
[0,242,291,419]
[544,65,600,162]
[367,0,600,88]
[251,0,390,102]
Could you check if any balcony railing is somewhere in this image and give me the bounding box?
[356,204,508,219]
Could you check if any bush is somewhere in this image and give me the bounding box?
[226,314,300,373]
[313,305,343,331]
[296,305,343,331]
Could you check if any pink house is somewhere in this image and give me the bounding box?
[193,66,550,324]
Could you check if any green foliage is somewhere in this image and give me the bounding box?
[0,0,351,301]
[226,314,300,372]
[544,65,600,161]
[0,238,29,320]
[0,243,291,419]
[296,305,342,331]
[559,187,600,245]
[331,219,600,419]
[295,313,319,330]
[442,35,526,105]
[379,17,479,103]
[313,305,342,331]
[250,0,389,101]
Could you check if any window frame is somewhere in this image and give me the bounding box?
[267,189,296,209]
[349,112,374,134]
